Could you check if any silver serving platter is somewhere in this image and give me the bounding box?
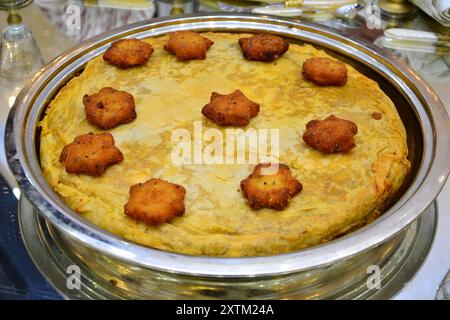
[19,196,438,299]
[5,14,450,298]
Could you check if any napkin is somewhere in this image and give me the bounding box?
[411,0,450,27]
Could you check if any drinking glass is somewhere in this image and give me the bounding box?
[0,0,43,88]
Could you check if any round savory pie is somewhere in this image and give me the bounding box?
[39,33,410,257]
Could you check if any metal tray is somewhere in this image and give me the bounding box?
[19,196,437,299]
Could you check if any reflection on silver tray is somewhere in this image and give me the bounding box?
[19,197,438,299]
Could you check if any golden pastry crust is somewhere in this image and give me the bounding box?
[238,33,289,62]
[40,33,410,257]
[303,115,358,153]
[103,39,154,69]
[124,178,186,225]
[164,31,214,60]
[302,57,348,86]
[241,163,303,210]
[202,90,260,126]
[83,87,136,130]
[59,133,123,176]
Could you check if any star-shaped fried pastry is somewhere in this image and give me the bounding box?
[83,87,136,130]
[103,38,154,69]
[201,90,260,127]
[303,115,358,153]
[302,57,348,86]
[164,31,214,60]
[124,178,186,225]
[238,33,289,62]
[59,133,124,176]
[241,163,303,210]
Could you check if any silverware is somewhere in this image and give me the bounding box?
[216,0,308,16]
[382,28,450,53]
[385,28,450,46]
[334,2,364,19]
[216,0,363,18]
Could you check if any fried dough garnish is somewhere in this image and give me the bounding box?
[303,115,358,153]
[164,31,214,61]
[59,133,124,176]
[202,90,260,127]
[103,39,154,69]
[83,87,136,130]
[238,33,289,62]
[302,57,348,86]
[241,163,303,210]
[124,178,186,225]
